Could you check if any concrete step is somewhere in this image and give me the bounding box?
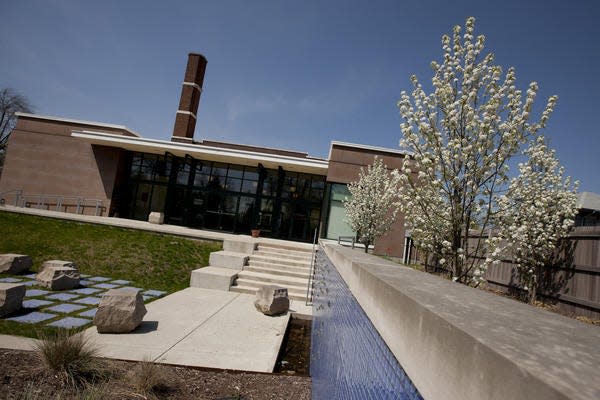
[245,265,311,279]
[257,244,313,256]
[247,259,311,273]
[230,284,309,302]
[253,250,313,262]
[237,270,308,287]
[249,254,312,268]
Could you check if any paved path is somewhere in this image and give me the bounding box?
[83,287,290,372]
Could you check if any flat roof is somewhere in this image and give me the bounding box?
[72,130,329,175]
[328,140,410,159]
[15,112,141,137]
[577,192,600,211]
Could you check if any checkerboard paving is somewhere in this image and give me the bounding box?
[1,272,167,329]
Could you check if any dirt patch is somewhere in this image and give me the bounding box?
[274,318,311,375]
[0,349,311,399]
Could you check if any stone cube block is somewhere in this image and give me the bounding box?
[254,285,289,316]
[0,254,33,274]
[209,251,249,271]
[94,289,147,333]
[190,266,238,291]
[148,212,164,224]
[0,283,26,317]
[36,266,80,290]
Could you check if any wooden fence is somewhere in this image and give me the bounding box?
[410,226,600,319]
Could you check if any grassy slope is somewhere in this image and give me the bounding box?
[0,211,222,292]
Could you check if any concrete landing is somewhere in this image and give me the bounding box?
[83,287,291,372]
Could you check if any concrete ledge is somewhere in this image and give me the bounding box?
[190,267,238,291]
[209,250,249,271]
[223,239,257,254]
[322,243,600,400]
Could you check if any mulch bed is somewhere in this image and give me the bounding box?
[0,349,311,399]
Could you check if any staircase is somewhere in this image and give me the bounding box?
[230,243,314,301]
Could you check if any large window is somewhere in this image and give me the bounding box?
[123,151,326,242]
[325,183,356,240]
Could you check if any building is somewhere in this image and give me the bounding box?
[575,192,600,227]
[0,53,409,256]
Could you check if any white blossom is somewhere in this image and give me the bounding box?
[396,17,561,285]
[344,157,401,253]
[489,136,578,303]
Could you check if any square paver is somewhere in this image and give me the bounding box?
[143,295,152,301]
[47,317,92,329]
[6,311,57,324]
[88,276,111,282]
[26,289,49,297]
[23,273,38,279]
[110,279,130,285]
[79,280,93,286]
[46,293,80,301]
[143,290,167,297]
[93,283,119,290]
[73,296,101,306]
[79,308,97,318]
[22,281,37,286]
[45,303,87,314]
[0,277,22,283]
[23,299,54,308]
[71,288,103,295]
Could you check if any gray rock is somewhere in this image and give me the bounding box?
[40,260,77,271]
[0,283,26,317]
[36,265,80,290]
[148,212,164,224]
[94,289,147,333]
[0,254,33,274]
[254,285,289,316]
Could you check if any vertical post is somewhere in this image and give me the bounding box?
[76,198,81,214]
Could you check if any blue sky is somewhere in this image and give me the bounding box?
[1,0,599,191]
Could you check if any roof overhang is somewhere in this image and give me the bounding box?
[72,130,329,175]
[328,140,411,159]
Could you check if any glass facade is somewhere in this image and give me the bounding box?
[118,151,326,242]
[323,183,356,240]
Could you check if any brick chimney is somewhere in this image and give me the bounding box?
[172,53,207,143]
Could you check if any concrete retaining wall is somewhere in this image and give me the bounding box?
[321,243,600,400]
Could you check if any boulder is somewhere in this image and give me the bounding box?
[0,254,33,274]
[0,283,25,317]
[254,285,290,316]
[36,265,80,290]
[94,289,147,333]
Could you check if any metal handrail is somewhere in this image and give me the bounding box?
[1,190,104,216]
[305,226,319,306]
[0,189,23,206]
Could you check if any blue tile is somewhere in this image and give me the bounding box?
[25,289,49,297]
[142,295,152,301]
[45,304,86,314]
[71,288,103,295]
[22,281,37,286]
[110,279,130,285]
[93,283,119,290]
[0,277,22,283]
[88,276,111,282]
[47,317,92,329]
[23,299,54,308]
[23,273,38,279]
[46,293,80,301]
[79,280,93,286]
[73,296,101,305]
[143,290,166,297]
[6,311,57,324]
[79,308,97,318]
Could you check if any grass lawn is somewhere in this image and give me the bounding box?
[0,211,222,337]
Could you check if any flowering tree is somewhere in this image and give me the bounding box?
[396,17,559,284]
[344,157,400,253]
[490,137,578,303]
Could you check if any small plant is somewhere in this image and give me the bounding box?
[34,329,102,387]
[130,358,169,397]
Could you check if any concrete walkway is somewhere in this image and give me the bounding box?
[83,287,291,372]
